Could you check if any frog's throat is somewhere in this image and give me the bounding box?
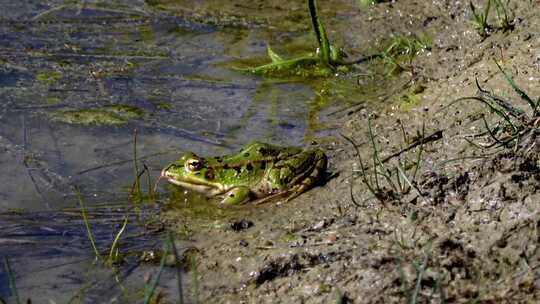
[166,178,226,196]
[161,169,225,196]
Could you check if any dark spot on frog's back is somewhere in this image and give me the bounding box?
[246,163,253,171]
[214,156,223,163]
[257,147,269,156]
[205,168,215,180]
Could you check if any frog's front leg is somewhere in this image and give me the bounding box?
[220,186,252,205]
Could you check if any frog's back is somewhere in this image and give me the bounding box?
[225,142,298,162]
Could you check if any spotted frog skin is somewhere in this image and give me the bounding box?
[161,142,327,205]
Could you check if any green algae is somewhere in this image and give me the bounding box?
[52,109,127,125]
[240,54,337,78]
[46,96,62,104]
[144,0,315,31]
[51,105,144,126]
[138,24,156,43]
[236,0,349,79]
[160,185,246,238]
[103,104,144,120]
[36,70,63,85]
[395,83,427,111]
[380,34,431,74]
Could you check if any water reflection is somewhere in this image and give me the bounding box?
[0,3,366,211]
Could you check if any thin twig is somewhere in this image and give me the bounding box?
[76,151,173,175]
[31,4,70,20]
[380,130,443,164]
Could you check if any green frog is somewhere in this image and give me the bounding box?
[161,142,327,205]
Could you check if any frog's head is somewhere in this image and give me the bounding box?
[161,152,225,196]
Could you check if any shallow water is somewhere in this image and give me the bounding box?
[0,1,363,213]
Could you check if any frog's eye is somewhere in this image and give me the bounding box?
[186,158,203,172]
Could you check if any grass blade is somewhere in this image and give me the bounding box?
[267,45,283,63]
[396,165,429,205]
[76,189,101,261]
[308,0,331,66]
[410,124,425,183]
[108,216,128,264]
[476,78,525,118]
[450,96,518,132]
[143,239,170,304]
[494,61,538,114]
[191,255,200,304]
[410,254,429,304]
[480,115,505,145]
[168,232,184,304]
[492,0,513,31]
[368,116,382,190]
[340,133,376,207]
[3,257,21,304]
[131,129,142,202]
[470,0,491,37]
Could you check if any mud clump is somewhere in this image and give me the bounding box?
[252,254,303,285]
[250,251,350,286]
[230,219,254,231]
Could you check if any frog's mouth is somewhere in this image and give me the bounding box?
[161,169,225,197]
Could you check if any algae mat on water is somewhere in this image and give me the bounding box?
[144,0,353,31]
[51,105,144,126]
